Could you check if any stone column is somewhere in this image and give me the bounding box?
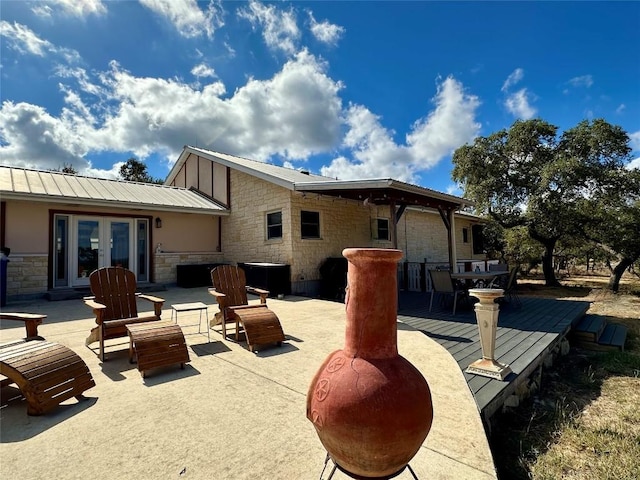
[465,288,512,381]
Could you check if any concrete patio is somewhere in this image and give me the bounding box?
[0,287,496,479]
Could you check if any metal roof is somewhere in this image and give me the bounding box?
[0,166,229,215]
[172,146,472,210]
[170,146,336,190]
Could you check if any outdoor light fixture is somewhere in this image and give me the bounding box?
[155,217,162,229]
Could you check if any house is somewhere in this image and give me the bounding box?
[0,148,486,303]
[165,147,487,295]
[0,166,228,303]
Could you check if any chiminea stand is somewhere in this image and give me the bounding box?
[320,453,419,480]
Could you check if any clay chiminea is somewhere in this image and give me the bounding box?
[307,248,433,478]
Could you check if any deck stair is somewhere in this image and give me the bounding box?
[572,314,627,351]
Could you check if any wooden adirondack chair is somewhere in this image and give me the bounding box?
[209,265,285,352]
[84,267,164,361]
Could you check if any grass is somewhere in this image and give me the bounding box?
[489,272,640,480]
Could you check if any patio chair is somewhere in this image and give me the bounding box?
[503,267,522,308]
[209,265,285,352]
[84,266,164,361]
[428,269,468,315]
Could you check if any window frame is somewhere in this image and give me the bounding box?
[374,218,390,241]
[462,227,469,244]
[266,210,283,240]
[300,210,321,239]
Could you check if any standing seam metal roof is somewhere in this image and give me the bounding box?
[0,166,228,214]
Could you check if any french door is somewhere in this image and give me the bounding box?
[53,215,149,288]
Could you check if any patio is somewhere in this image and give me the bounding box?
[0,287,496,480]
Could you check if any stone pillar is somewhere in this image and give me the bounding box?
[465,288,512,381]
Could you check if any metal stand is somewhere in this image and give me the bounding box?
[320,453,418,480]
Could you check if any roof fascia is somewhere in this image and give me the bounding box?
[1,192,229,216]
[173,146,295,191]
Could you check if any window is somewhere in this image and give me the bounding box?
[472,225,484,254]
[267,211,283,240]
[462,227,469,243]
[301,210,320,239]
[374,218,390,240]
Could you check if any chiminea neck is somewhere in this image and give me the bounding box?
[342,248,403,359]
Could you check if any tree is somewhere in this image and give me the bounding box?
[50,163,78,174]
[452,118,633,287]
[119,158,163,184]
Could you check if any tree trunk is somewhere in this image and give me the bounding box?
[541,241,561,287]
[608,257,634,292]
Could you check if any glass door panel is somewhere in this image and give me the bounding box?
[109,221,130,269]
[76,219,100,285]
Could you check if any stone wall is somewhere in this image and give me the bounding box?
[4,254,48,301]
[153,252,225,285]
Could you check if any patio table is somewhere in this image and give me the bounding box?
[451,271,508,289]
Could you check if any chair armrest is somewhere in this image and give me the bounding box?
[137,293,164,303]
[84,299,107,325]
[247,286,269,304]
[137,294,164,318]
[208,288,226,299]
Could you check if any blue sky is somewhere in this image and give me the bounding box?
[1,0,639,195]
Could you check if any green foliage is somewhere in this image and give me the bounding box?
[119,158,163,184]
[452,118,634,286]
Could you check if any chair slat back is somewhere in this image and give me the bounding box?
[211,265,249,309]
[428,269,455,293]
[89,267,138,321]
[505,267,519,291]
[489,263,509,272]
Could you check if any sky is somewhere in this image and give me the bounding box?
[1,0,639,196]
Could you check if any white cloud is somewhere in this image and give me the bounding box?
[238,0,300,55]
[0,21,81,62]
[501,68,524,92]
[0,21,53,56]
[140,0,224,38]
[308,11,344,46]
[629,130,640,151]
[38,0,107,18]
[504,88,537,119]
[191,63,217,78]
[31,5,54,18]
[321,76,481,183]
[567,75,593,88]
[626,157,640,170]
[0,50,343,175]
[616,104,626,114]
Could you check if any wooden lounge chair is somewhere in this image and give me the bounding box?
[85,267,164,361]
[209,265,285,352]
[0,339,95,416]
[428,269,468,315]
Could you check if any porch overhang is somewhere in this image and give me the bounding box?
[294,178,472,211]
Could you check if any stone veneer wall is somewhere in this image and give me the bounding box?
[221,170,294,266]
[153,252,225,285]
[4,254,48,301]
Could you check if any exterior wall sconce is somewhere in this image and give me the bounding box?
[155,217,162,229]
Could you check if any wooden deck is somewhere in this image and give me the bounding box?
[397,292,590,426]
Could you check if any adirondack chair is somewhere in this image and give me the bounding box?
[209,265,285,352]
[85,267,164,361]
